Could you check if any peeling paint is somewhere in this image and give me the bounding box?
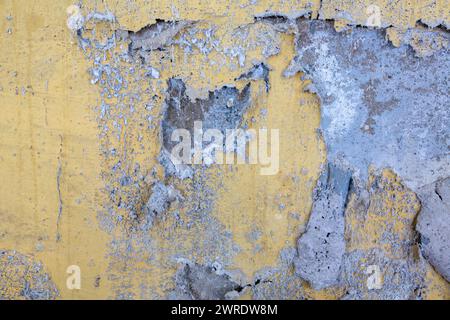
[0,0,448,300]
[0,250,59,300]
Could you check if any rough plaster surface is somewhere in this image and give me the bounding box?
[294,163,351,290]
[162,78,251,152]
[0,251,59,300]
[169,261,244,300]
[341,170,426,299]
[143,181,180,228]
[285,19,450,191]
[341,248,418,300]
[417,178,450,282]
[0,0,449,300]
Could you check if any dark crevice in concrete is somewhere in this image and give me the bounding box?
[254,14,289,24]
[293,163,352,290]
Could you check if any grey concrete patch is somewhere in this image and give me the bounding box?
[293,163,352,290]
[237,62,271,92]
[160,78,251,177]
[143,181,180,228]
[416,178,450,282]
[285,19,450,191]
[158,149,194,180]
[341,248,420,300]
[339,172,426,299]
[169,261,243,300]
[0,250,59,300]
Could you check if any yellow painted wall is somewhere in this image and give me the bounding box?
[0,0,448,299]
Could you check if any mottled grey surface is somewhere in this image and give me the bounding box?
[162,78,251,150]
[294,163,352,290]
[393,27,450,58]
[237,62,271,91]
[129,20,194,53]
[160,78,251,177]
[143,181,179,228]
[285,19,450,191]
[341,249,420,300]
[416,178,450,282]
[169,261,242,300]
[252,247,307,299]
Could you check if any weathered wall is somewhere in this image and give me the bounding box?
[0,0,448,299]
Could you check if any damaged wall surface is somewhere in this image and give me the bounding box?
[0,0,448,300]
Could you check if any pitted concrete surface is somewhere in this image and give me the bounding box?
[285,19,450,191]
[294,163,351,290]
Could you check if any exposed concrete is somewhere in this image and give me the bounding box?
[416,178,450,282]
[162,78,251,150]
[341,248,419,300]
[285,19,450,192]
[386,26,450,58]
[158,149,194,180]
[143,181,181,228]
[252,248,308,299]
[294,163,352,290]
[237,62,271,92]
[129,20,195,52]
